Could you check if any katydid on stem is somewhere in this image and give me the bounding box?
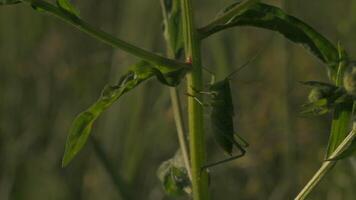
[188,49,264,170]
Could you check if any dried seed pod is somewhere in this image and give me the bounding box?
[157,150,191,197]
[302,81,336,103]
[343,65,356,96]
[308,88,325,103]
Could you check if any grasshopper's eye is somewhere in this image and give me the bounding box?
[343,65,356,96]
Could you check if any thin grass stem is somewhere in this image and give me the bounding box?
[295,123,356,200]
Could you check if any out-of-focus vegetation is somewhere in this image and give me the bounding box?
[0,0,356,199]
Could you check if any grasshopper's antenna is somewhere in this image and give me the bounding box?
[227,35,275,80]
[202,66,216,85]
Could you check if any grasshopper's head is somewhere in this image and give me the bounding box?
[209,78,230,95]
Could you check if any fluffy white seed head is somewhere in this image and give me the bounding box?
[343,65,356,96]
[308,88,324,103]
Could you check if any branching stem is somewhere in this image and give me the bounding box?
[159,0,192,181]
[22,0,189,70]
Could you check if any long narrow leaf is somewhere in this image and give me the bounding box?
[326,46,352,157]
[62,61,186,167]
[162,0,184,58]
[0,0,20,5]
[56,0,80,17]
[198,3,339,76]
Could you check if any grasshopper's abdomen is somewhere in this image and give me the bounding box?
[210,79,236,155]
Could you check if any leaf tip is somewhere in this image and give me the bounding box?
[61,148,74,167]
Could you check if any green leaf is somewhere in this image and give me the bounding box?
[153,65,187,86]
[327,103,354,157]
[301,81,337,90]
[0,0,20,5]
[327,136,356,161]
[162,0,184,57]
[299,81,353,117]
[56,0,80,17]
[300,98,330,117]
[326,44,353,157]
[157,150,191,197]
[198,2,340,76]
[62,61,186,167]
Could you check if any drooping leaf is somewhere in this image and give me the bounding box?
[162,0,183,57]
[56,0,80,17]
[301,81,337,90]
[213,0,259,25]
[0,0,20,5]
[62,61,186,167]
[153,64,187,86]
[198,2,340,76]
[157,150,191,197]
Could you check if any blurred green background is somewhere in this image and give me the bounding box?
[1,0,356,199]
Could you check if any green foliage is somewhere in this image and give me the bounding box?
[162,0,183,58]
[300,81,352,116]
[56,0,80,17]
[326,44,352,157]
[0,0,20,5]
[327,137,356,160]
[3,0,355,199]
[62,61,186,167]
[157,150,191,197]
[199,2,339,78]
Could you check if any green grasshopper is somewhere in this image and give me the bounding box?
[188,53,261,170]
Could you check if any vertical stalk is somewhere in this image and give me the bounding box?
[159,0,192,180]
[181,0,209,199]
[169,88,192,180]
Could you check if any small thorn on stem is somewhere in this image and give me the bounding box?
[186,57,193,64]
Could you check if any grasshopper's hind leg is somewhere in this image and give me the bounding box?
[201,139,246,170]
[234,133,249,148]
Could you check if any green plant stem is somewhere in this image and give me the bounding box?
[295,123,356,200]
[181,0,209,200]
[159,0,192,181]
[21,0,189,70]
[198,0,259,38]
[169,88,192,180]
